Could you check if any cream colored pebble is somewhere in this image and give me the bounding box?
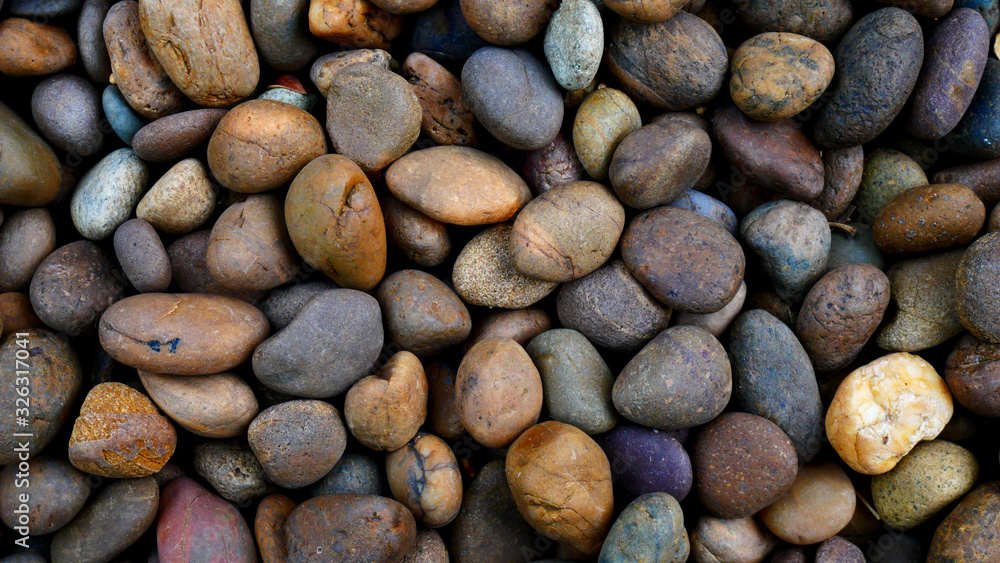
[825,352,953,475]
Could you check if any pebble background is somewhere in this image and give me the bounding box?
[0,0,1000,561]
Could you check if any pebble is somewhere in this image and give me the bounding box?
[452,224,559,309]
[456,338,543,447]
[114,219,172,293]
[872,440,979,530]
[409,0,487,63]
[606,12,727,110]
[907,9,990,140]
[250,0,317,72]
[945,335,1000,416]
[325,63,422,172]
[402,52,478,146]
[730,32,835,121]
[958,0,1000,33]
[307,0,403,49]
[285,494,416,560]
[669,191,737,235]
[0,293,42,336]
[208,99,327,194]
[674,281,747,337]
[956,233,1000,342]
[597,425,692,504]
[873,183,986,255]
[797,264,891,372]
[67,382,177,478]
[285,154,386,290]
[543,0,603,91]
[811,146,866,221]
[101,84,146,145]
[449,459,538,562]
[464,308,552,353]
[934,157,1000,206]
[826,353,954,475]
[0,18,77,77]
[0,329,80,462]
[610,119,713,209]
[426,362,465,440]
[0,457,89,535]
[136,159,217,235]
[689,516,778,563]
[193,440,273,505]
[247,400,347,488]
[167,230,267,302]
[30,241,128,336]
[70,148,149,241]
[207,194,301,291]
[344,351,428,451]
[309,49,395,96]
[30,74,104,157]
[928,481,1000,559]
[521,134,586,195]
[877,250,966,352]
[103,0,185,121]
[156,476,256,561]
[387,432,463,527]
[759,463,856,545]
[0,101,62,207]
[462,47,563,150]
[741,200,831,302]
[715,105,824,200]
[599,493,685,563]
[733,0,852,42]
[814,8,924,147]
[49,477,159,563]
[139,0,258,107]
[100,293,269,375]
[613,325,732,430]
[0,208,56,292]
[139,371,258,438]
[506,421,614,557]
[622,207,745,313]
[573,87,642,181]
[383,197,452,267]
[375,270,472,357]
[816,537,865,563]
[132,109,228,163]
[693,412,798,519]
[388,146,531,226]
[460,0,555,46]
[255,494,297,563]
[526,329,617,435]
[511,181,624,282]
[605,0,685,22]
[308,453,382,497]
[403,530,449,563]
[826,223,885,272]
[253,289,383,398]
[729,309,824,462]
[259,281,339,331]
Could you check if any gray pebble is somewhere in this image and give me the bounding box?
[70,148,148,241]
[308,453,382,497]
[193,440,274,506]
[113,219,171,293]
[544,0,603,91]
[31,74,104,157]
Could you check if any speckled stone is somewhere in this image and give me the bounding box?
[872,440,979,530]
[598,493,686,562]
[525,329,617,435]
[308,453,382,497]
[956,233,1000,343]
[193,439,273,506]
[131,109,228,163]
[951,58,1000,158]
[690,515,778,563]
[452,224,558,309]
[113,218,172,293]
[70,149,148,241]
[877,250,966,352]
[598,425,693,504]
[741,200,831,302]
[136,158,217,236]
[543,0,603,91]
[251,0,318,72]
[759,463,857,545]
[31,74,104,158]
[928,481,1000,559]
[573,87,642,181]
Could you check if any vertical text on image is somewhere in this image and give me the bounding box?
[12,332,32,549]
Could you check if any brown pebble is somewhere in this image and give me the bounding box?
[131,109,228,163]
[383,197,452,268]
[403,52,478,147]
[308,0,403,49]
[344,351,428,451]
[255,494,297,563]
[68,382,177,478]
[0,18,76,76]
[0,292,42,336]
[873,183,986,255]
[207,194,300,292]
[387,432,463,527]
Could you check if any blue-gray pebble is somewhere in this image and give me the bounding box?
[598,493,686,563]
[814,8,923,148]
[741,200,831,302]
[957,0,1000,34]
[70,149,148,241]
[729,309,824,462]
[670,190,737,234]
[526,329,617,435]
[409,0,487,63]
[826,223,885,273]
[31,74,104,158]
[78,0,113,83]
[462,47,564,150]
[544,0,603,91]
[307,453,381,497]
[6,0,82,16]
[102,85,146,146]
[952,58,1000,159]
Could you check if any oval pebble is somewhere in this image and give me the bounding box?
[70,148,148,241]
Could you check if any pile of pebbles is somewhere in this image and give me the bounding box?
[1,0,1000,561]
